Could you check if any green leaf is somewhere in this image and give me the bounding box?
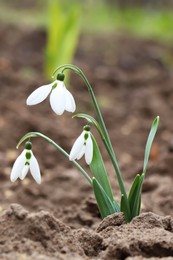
[143,116,159,174]
[120,194,131,223]
[73,113,103,137]
[45,1,80,79]
[92,178,117,219]
[113,200,120,212]
[131,173,145,218]
[128,174,140,211]
[90,134,114,202]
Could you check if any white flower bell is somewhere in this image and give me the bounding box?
[26,73,76,115]
[10,142,41,184]
[69,125,93,165]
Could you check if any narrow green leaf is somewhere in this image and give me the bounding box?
[120,194,131,223]
[92,178,117,219]
[131,173,145,218]
[54,7,80,82]
[137,195,141,217]
[128,174,140,211]
[45,1,80,79]
[143,116,159,174]
[90,134,114,202]
[113,200,120,212]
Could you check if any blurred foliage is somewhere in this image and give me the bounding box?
[0,0,173,42]
[82,1,173,40]
[45,0,80,79]
[107,0,173,9]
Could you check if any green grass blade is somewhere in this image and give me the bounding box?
[120,194,131,223]
[128,174,140,211]
[131,173,145,218]
[45,0,62,78]
[90,134,114,202]
[45,1,80,79]
[113,200,120,212]
[143,116,159,174]
[92,178,117,219]
[54,7,80,81]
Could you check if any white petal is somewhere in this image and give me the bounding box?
[20,164,29,180]
[85,135,93,165]
[19,171,23,179]
[77,145,85,160]
[64,86,76,113]
[26,83,54,105]
[10,150,26,182]
[50,82,65,115]
[69,132,85,161]
[30,152,41,184]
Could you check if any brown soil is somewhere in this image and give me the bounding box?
[0,24,173,259]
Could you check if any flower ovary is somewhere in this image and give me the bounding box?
[57,73,65,81]
[25,141,32,150]
[83,125,90,132]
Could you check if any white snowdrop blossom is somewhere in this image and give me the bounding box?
[69,126,93,165]
[10,142,41,184]
[26,73,76,116]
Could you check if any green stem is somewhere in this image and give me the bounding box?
[17,132,92,185]
[53,64,127,198]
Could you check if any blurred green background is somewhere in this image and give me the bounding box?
[1,0,173,79]
[0,0,173,40]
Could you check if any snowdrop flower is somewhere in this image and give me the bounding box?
[69,125,93,165]
[10,141,41,184]
[26,73,76,115]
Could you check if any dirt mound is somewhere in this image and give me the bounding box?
[0,204,85,259]
[1,204,173,260]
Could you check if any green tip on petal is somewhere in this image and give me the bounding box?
[83,125,90,132]
[25,141,32,150]
[57,73,65,81]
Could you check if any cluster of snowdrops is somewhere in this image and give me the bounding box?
[10,64,159,223]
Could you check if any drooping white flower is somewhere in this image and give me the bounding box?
[69,125,93,165]
[10,142,41,184]
[26,73,76,116]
